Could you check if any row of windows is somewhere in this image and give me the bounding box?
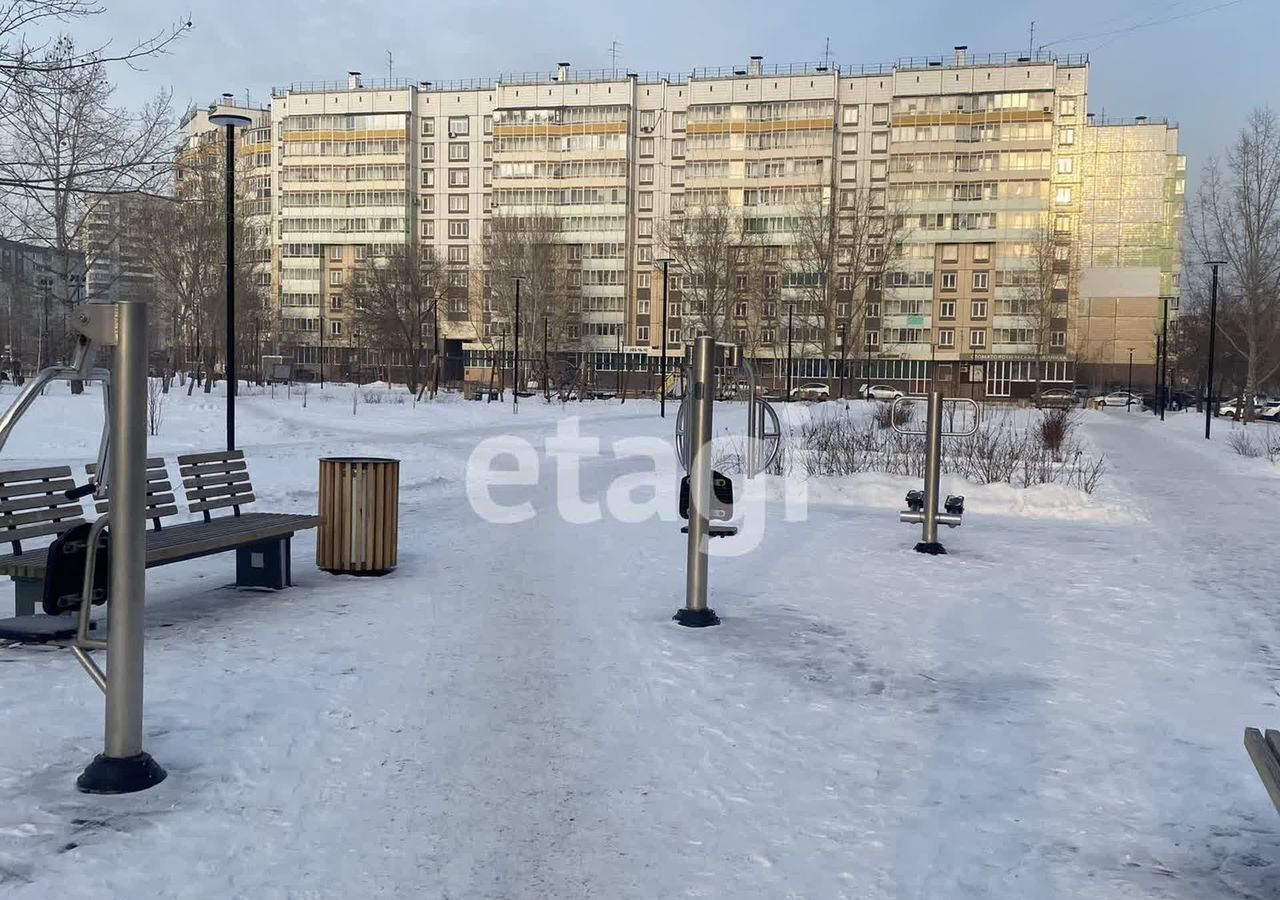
[493,160,626,180]
[283,140,405,157]
[494,135,625,153]
[280,191,407,208]
[491,187,627,206]
[281,164,406,183]
[890,122,1054,144]
[889,150,1054,174]
[889,180,1049,203]
[891,92,1057,115]
[283,114,406,133]
[279,217,405,233]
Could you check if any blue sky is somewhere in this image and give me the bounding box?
[68,0,1280,173]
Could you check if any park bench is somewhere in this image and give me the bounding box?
[0,450,319,642]
[1245,727,1280,814]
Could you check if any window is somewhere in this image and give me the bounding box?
[1060,97,1077,117]
[421,118,435,137]
[668,328,681,345]
[637,219,653,238]
[840,161,858,182]
[420,170,435,188]
[871,132,888,153]
[937,329,954,348]
[483,115,492,134]
[865,301,880,318]
[872,104,889,125]
[671,111,686,131]
[1054,214,1072,233]
[448,220,469,239]
[842,105,859,126]
[865,330,879,348]
[969,329,985,348]
[670,139,685,158]
[1057,157,1074,175]
[421,220,435,239]
[483,168,492,187]
[449,194,469,213]
[328,269,343,287]
[1051,331,1066,348]
[637,273,650,289]
[637,299,651,314]
[328,246,343,261]
[670,166,684,186]
[973,244,991,263]
[355,245,366,261]
[638,245,652,262]
[638,191,653,211]
[941,272,957,291]
[841,133,858,153]
[330,320,343,336]
[971,300,988,319]
[639,165,654,185]
[448,142,469,161]
[972,272,989,290]
[483,141,492,161]
[448,246,469,264]
[1056,187,1072,204]
[636,325,650,342]
[939,300,956,319]
[420,194,435,213]
[639,137,655,157]
[870,161,887,181]
[447,116,469,137]
[449,168,470,188]
[941,244,958,263]
[449,271,467,288]
[1059,128,1075,146]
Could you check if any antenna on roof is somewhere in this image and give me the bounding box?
[822,37,833,69]
[608,40,623,73]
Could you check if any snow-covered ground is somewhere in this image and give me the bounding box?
[2,384,1280,899]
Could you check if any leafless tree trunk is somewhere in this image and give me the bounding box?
[1016,222,1074,401]
[1189,107,1280,421]
[655,196,748,346]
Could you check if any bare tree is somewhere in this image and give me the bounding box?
[789,186,906,365]
[476,210,577,390]
[1189,107,1280,420]
[344,242,447,396]
[0,36,175,372]
[1015,221,1074,400]
[656,196,750,346]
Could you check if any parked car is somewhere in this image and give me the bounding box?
[790,382,831,401]
[1097,390,1141,407]
[1217,396,1268,418]
[859,383,904,401]
[1035,388,1078,409]
[1258,400,1280,422]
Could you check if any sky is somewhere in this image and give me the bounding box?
[51,0,1280,175]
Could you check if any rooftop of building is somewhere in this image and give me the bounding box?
[269,49,1091,98]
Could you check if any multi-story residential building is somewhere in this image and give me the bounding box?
[0,237,85,373]
[183,49,1183,396]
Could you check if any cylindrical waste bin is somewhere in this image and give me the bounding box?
[317,457,399,575]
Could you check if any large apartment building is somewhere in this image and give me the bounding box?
[181,49,1184,397]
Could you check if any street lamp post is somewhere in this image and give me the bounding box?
[543,312,550,401]
[1127,347,1135,410]
[513,276,523,415]
[786,302,795,400]
[656,258,673,417]
[1159,296,1171,420]
[208,107,252,451]
[1205,259,1225,439]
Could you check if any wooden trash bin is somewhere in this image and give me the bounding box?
[317,457,399,575]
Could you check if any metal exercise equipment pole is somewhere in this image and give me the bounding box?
[77,300,167,794]
[224,120,237,451]
[676,335,719,627]
[920,391,944,550]
[745,358,759,478]
[1205,261,1222,440]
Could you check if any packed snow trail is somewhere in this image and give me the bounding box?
[2,394,1280,898]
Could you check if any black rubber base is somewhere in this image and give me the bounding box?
[76,752,167,795]
[914,542,948,556]
[673,608,721,628]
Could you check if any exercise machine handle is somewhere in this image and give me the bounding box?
[64,481,97,501]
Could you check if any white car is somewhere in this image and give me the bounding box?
[1259,401,1280,422]
[790,382,831,401]
[1097,391,1141,407]
[859,383,904,401]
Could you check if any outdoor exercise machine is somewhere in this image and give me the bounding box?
[672,337,781,627]
[891,390,980,555]
[0,299,166,793]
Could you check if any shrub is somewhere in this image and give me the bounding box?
[1038,407,1076,458]
[872,400,914,430]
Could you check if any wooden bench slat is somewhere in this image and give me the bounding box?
[178,460,248,479]
[86,458,166,475]
[0,518,84,543]
[0,478,77,502]
[177,450,245,466]
[185,483,254,501]
[0,492,84,514]
[189,494,256,513]
[181,471,252,491]
[0,505,88,529]
[0,466,74,484]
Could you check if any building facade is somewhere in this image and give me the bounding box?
[182,49,1184,396]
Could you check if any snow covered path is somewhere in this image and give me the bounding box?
[3,393,1280,898]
